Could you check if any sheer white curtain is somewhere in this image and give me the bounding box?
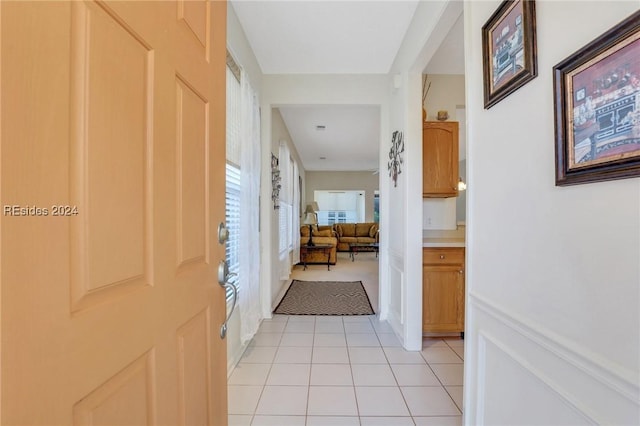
[238,70,261,344]
[278,141,291,280]
[292,162,300,265]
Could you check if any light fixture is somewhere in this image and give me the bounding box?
[303,202,319,246]
[458,177,467,191]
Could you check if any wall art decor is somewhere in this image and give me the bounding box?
[553,10,640,186]
[387,131,404,187]
[271,153,281,209]
[482,0,538,109]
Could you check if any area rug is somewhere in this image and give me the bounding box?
[274,280,374,316]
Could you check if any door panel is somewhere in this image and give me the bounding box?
[69,0,153,311]
[1,1,227,424]
[176,76,209,267]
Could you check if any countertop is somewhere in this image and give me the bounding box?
[423,225,465,248]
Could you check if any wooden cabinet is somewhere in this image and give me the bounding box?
[423,121,459,198]
[422,247,465,334]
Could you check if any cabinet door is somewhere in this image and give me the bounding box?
[422,265,465,332]
[423,121,459,197]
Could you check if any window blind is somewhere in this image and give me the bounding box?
[225,63,241,299]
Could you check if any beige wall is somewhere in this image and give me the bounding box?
[305,171,378,222]
[422,74,465,121]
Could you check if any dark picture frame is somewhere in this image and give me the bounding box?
[553,10,640,186]
[482,0,538,109]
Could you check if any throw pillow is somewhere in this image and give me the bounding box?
[335,224,343,237]
[369,224,378,238]
[355,223,370,237]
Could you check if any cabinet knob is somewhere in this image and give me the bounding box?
[439,255,445,259]
[459,270,464,274]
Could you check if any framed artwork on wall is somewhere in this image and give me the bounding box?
[482,0,538,109]
[553,10,640,186]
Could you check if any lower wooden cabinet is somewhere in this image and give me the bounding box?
[422,247,465,334]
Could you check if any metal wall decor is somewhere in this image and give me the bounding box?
[387,131,404,187]
[271,153,281,209]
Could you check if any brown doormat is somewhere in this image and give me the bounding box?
[274,280,375,316]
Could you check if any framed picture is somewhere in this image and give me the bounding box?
[482,0,538,109]
[553,10,640,186]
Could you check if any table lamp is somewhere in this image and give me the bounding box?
[303,202,319,246]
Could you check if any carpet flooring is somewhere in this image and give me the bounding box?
[274,280,374,316]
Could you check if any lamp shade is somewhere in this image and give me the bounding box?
[303,202,319,224]
[304,202,319,214]
[303,212,318,225]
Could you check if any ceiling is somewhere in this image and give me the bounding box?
[278,105,381,172]
[231,1,464,172]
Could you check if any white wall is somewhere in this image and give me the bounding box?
[464,1,640,424]
[387,0,464,351]
[386,72,424,350]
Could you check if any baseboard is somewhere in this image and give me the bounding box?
[271,279,292,312]
[227,340,250,378]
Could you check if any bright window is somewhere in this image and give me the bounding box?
[225,163,241,278]
[225,61,241,297]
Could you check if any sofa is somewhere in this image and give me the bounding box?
[333,222,379,252]
[299,225,338,264]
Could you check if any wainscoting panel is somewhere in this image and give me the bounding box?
[387,250,404,338]
[468,292,640,425]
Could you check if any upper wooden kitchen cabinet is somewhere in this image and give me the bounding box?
[423,121,459,198]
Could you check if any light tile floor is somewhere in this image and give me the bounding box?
[228,315,463,426]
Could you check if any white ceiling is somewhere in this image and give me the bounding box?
[424,13,465,75]
[279,105,381,171]
[231,1,464,171]
[231,1,420,74]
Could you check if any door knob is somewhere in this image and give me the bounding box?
[217,260,237,287]
[218,222,229,244]
[218,260,229,286]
